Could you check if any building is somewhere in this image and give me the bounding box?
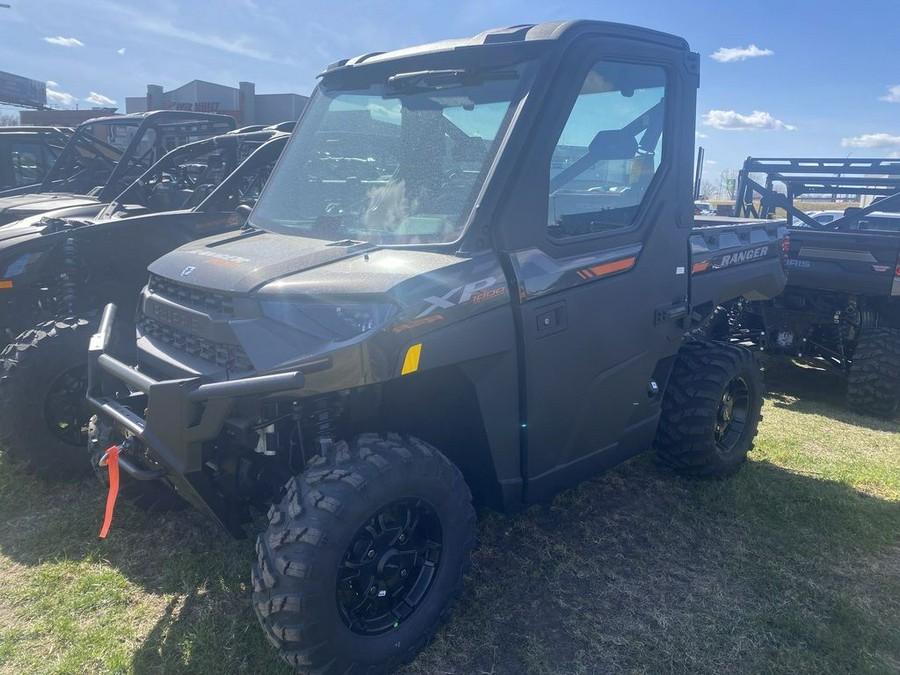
[19,108,118,126]
[125,80,307,126]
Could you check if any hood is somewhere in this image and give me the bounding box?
[0,218,42,246]
[149,230,463,295]
[0,203,108,246]
[0,193,100,225]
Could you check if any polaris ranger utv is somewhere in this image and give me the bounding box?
[0,127,287,338]
[0,131,289,479]
[0,126,71,193]
[723,157,900,417]
[87,21,787,674]
[0,111,236,224]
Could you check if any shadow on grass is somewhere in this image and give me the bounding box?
[762,358,899,430]
[1,448,898,674]
[405,457,900,675]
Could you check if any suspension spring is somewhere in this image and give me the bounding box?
[306,396,345,457]
[59,237,78,316]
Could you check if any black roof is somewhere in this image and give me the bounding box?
[325,20,690,73]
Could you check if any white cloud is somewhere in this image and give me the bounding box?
[117,47,126,55]
[47,88,77,107]
[695,131,707,139]
[43,36,84,47]
[704,159,718,165]
[703,109,796,131]
[85,91,117,106]
[841,133,900,149]
[46,80,59,88]
[879,85,900,103]
[710,44,773,63]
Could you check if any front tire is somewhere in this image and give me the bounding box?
[0,318,96,478]
[655,339,764,477]
[847,327,900,419]
[252,433,476,674]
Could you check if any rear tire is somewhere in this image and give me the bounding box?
[0,318,96,478]
[847,327,900,418]
[252,433,476,674]
[655,339,764,477]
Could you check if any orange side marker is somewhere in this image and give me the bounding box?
[692,261,711,274]
[98,445,121,539]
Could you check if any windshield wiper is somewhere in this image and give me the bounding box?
[326,238,369,247]
[386,67,518,93]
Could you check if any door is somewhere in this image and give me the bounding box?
[500,44,695,500]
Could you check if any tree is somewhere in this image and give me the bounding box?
[699,179,720,200]
[0,112,19,126]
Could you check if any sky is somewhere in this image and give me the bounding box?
[1,0,898,181]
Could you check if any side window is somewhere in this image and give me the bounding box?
[10,142,48,186]
[548,61,667,239]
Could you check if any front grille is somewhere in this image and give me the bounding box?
[148,274,235,317]
[140,317,254,373]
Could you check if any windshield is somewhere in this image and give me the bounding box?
[98,134,270,219]
[251,62,535,245]
[41,120,137,194]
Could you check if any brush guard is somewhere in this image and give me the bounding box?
[86,303,306,535]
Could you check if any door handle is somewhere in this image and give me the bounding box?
[654,302,689,325]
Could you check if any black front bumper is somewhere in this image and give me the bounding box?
[87,303,306,535]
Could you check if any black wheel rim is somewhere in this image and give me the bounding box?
[43,363,90,447]
[336,498,443,636]
[715,375,751,453]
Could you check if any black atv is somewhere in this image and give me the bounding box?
[0,131,289,478]
[0,126,71,193]
[725,157,900,417]
[0,111,236,224]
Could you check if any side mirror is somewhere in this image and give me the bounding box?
[588,129,638,160]
[235,204,252,221]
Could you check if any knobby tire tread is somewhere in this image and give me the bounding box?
[847,327,900,419]
[0,317,94,478]
[252,433,475,674]
[655,338,764,477]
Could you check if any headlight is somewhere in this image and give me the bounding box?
[4,251,45,278]
[260,300,398,341]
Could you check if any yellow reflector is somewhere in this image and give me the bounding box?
[401,343,422,375]
[0,280,12,289]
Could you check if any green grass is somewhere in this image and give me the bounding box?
[1,364,898,674]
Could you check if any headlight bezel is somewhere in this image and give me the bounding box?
[259,297,399,343]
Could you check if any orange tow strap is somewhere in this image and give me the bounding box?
[98,445,121,539]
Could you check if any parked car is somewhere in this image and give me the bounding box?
[694,200,715,215]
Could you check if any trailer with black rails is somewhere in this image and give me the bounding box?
[86,20,787,674]
[0,111,236,224]
[0,131,289,481]
[718,157,900,417]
